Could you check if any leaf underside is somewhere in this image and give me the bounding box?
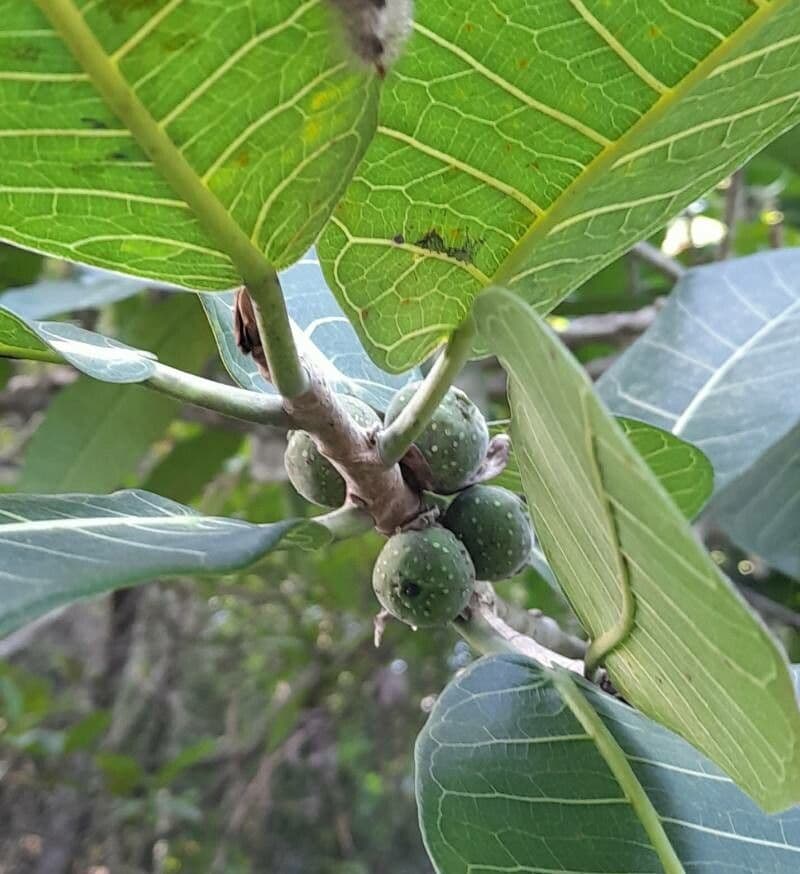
[319,0,800,372]
[0,0,377,289]
[476,287,800,812]
[491,415,714,520]
[0,489,328,638]
[417,655,800,874]
[599,249,800,492]
[596,248,800,579]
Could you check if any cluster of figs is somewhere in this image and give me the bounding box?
[285,383,532,628]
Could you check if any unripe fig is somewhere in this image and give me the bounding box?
[284,395,380,507]
[384,383,489,493]
[372,526,475,627]
[443,485,532,581]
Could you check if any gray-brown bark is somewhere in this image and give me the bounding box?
[234,289,422,533]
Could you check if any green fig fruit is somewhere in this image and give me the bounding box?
[372,526,475,627]
[443,485,532,581]
[384,383,488,493]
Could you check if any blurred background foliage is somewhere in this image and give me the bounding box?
[1,134,800,873]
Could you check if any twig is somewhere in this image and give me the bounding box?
[556,305,660,350]
[717,169,744,260]
[314,504,375,541]
[378,314,476,465]
[454,596,584,675]
[35,0,306,397]
[146,362,290,428]
[584,354,619,381]
[0,606,67,658]
[768,213,785,249]
[286,365,422,532]
[490,595,586,660]
[631,242,686,282]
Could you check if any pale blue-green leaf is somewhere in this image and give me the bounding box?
[0,1,377,288]
[320,1,800,371]
[713,424,800,580]
[598,249,800,490]
[32,321,156,383]
[201,251,419,410]
[417,655,800,874]
[476,287,800,812]
[595,249,800,578]
[0,270,149,319]
[0,489,329,638]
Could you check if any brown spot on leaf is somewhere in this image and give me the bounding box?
[10,45,40,62]
[81,117,108,130]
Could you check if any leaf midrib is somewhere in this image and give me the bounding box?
[0,514,203,534]
[550,668,686,874]
[490,0,792,289]
[673,296,800,436]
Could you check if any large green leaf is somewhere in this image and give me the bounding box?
[616,418,713,518]
[491,416,713,519]
[319,0,800,371]
[476,287,800,812]
[0,307,61,363]
[417,655,800,874]
[598,249,800,490]
[0,489,328,638]
[0,1,377,287]
[20,295,212,493]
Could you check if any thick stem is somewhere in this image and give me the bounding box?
[34,0,307,398]
[453,598,584,674]
[454,584,585,672]
[378,314,477,466]
[492,596,587,660]
[283,366,422,533]
[147,363,290,428]
[234,291,422,532]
